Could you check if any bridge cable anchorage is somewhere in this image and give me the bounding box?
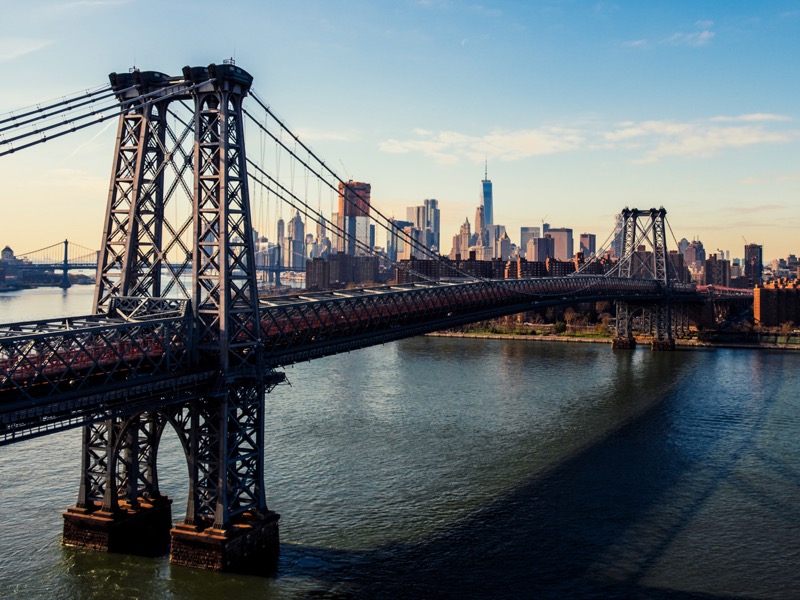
[0,78,215,158]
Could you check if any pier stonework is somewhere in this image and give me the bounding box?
[170,511,280,573]
[63,498,173,556]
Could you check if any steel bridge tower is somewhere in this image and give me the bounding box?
[62,63,281,573]
[612,207,679,350]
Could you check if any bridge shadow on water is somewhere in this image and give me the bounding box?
[60,348,794,600]
[257,351,787,600]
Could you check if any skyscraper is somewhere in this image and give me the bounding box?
[744,243,763,287]
[546,227,574,260]
[520,227,540,253]
[527,236,555,262]
[473,205,486,247]
[579,233,596,256]
[481,161,493,226]
[337,180,371,255]
[406,198,441,252]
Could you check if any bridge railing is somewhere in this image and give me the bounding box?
[0,298,193,407]
[259,276,671,365]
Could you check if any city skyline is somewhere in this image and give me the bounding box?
[0,1,798,260]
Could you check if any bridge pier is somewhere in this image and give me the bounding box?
[170,511,280,574]
[612,337,636,349]
[63,497,173,556]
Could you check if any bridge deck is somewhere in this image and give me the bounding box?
[0,277,750,444]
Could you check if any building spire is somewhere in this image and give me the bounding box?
[484,158,488,181]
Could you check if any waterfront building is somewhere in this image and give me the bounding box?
[754,279,800,326]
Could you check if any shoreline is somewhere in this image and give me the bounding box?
[427,331,800,352]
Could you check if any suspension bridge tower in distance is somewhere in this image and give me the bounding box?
[61,62,281,574]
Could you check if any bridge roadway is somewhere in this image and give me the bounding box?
[0,275,710,444]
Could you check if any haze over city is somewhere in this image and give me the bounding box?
[1,0,798,260]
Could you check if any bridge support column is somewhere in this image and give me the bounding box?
[612,301,636,349]
[59,239,71,289]
[63,414,174,556]
[650,303,675,351]
[168,384,280,574]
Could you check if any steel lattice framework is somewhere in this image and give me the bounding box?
[610,207,678,347]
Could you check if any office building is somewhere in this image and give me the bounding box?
[527,236,555,262]
[546,227,574,260]
[406,198,441,253]
[520,227,540,254]
[481,161,493,226]
[337,180,371,255]
[744,243,763,287]
[579,233,596,257]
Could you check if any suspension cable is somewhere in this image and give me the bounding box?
[0,78,215,158]
[247,159,436,283]
[0,84,111,127]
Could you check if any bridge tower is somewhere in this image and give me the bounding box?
[63,62,280,574]
[612,207,677,350]
[59,239,71,289]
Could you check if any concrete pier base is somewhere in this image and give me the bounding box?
[651,339,676,351]
[62,497,173,556]
[612,337,636,349]
[170,511,280,575]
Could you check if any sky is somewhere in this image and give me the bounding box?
[0,0,799,261]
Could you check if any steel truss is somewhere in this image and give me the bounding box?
[612,207,676,345]
[70,63,273,552]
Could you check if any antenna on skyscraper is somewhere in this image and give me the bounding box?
[484,157,488,181]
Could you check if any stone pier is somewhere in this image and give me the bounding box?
[62,497,173,556]
[170,511,280,575]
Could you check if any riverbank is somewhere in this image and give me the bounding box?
[428,331,800,352]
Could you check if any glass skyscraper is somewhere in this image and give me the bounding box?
[481,162,493,226]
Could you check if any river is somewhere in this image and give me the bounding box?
[1,285,799,598]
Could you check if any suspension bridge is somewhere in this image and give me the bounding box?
[8,240,98,288]
[0,61,751,574]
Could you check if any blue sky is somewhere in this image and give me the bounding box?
[1,0,798,260]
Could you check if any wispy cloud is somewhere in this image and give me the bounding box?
[664,30,715,47]
[380,114,797,165]
[710,113,791,123]
[729,203,785,214]
[294,127,358,143]
[379,127,584,164]
[603,116,796,163]
[0,38,54,63]
[621,22,715,49]
[42,0,131,15]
